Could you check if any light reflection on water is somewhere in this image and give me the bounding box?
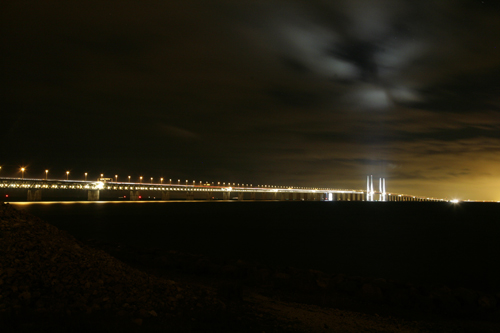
[11,200,248,205]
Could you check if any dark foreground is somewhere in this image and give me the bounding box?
[1,203,500,332]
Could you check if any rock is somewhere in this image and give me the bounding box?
[337,279,359,294]
[19,291,31,300]
[6,268,16,277]
[316,277,329,289]
[254,268,270,282]
[361,283,383,302]
[453,287,478,310]
[331,274,345,285]
[138,308,150,318]
[478,295,497,309]
[425,286,461,313]
[273,272,291,280]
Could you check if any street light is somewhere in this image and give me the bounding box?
[128,176,131,182]
[66,171,69,180]
[160,178,163,184]
[151,177,153,184]
[169,179,172,185]
[84,172,87,181]
[45,170,48,180]
[115,175,118,182]
[140,176,143,183]
[21,167,25,179]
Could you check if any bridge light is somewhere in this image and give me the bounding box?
[66,171,69,180]
[115,175,118,182]
[128,176,131,182]
[85,172,88,181]
[45,170,48,180]
[151,177,153,183]
[140,176,143,183]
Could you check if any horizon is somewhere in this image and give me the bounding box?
[0,168,488,202]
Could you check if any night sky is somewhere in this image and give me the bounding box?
[2,0,500,200]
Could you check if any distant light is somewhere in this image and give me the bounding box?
[450,199,459,204]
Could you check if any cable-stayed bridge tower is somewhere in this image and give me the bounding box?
[367,175,386,201]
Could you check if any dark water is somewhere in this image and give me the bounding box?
[13,201,500,292]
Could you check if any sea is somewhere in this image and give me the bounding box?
[12,201,500,293]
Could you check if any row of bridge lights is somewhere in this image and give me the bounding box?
[6,167,333,190]
[8,167,250,187]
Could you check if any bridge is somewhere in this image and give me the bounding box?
[0,176,443,202]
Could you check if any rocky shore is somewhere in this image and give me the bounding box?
[0,203,231,330]
[1,202,500,332]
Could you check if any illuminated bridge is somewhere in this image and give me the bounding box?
[0,177,443,202]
